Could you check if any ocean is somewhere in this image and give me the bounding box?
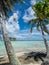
[0,41,49,56]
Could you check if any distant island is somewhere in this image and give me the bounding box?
[9,37,16,41]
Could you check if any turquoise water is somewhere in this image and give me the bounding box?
[0,41,49,56]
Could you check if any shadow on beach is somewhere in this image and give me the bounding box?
[0,63,10,65]
[0,51,44,65]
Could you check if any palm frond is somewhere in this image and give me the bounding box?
[28,18,39,33]
[45,0,49,2]
[28,18,38,25]
[44,19,49,24]
[37,22,40,31]
[30,26,33,33]
[0,0,26,17]
[33,2,43,14]
[43,23,49,34]
[28,0,49,35]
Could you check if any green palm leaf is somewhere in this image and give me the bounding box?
[42,23,49,34]
[28,18,38,25]
[28,0,49,34]
[0,0,26,17]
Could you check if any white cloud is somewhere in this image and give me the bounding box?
[31,0,36,5]
[23,7,36,22]
[6,11,20,36]
[8,11,19,22]
[14,29,42,40]
[14,27,49,40]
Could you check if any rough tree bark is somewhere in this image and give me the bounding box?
[40,25,49,65]
[0,18,21,65]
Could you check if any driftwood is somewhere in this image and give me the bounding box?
[25,51,47,62]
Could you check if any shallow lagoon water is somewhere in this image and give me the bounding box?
[0,41,49,56]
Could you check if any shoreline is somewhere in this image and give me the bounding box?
[0,47,46,56]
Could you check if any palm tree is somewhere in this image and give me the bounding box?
[0,0,25,65]
[28,0,49,64]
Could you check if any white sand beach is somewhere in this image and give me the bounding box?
[0,50,43,65]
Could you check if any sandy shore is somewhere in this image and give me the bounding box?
[0,50,43,65]
[0,47,45,65]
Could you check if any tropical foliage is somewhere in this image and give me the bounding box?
[28,0,49,34]
[0,0,24,17]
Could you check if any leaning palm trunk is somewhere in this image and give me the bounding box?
[40,25,49,65]
[1,18,21,65]
[40,25,48,56]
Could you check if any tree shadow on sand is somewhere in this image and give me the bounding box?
[25,51,47,62]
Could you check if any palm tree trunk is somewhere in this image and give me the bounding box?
[40,25,49,65]
[1,19,21,65]
[40,25,49,58]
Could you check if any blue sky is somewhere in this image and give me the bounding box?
[0,0,49,40]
